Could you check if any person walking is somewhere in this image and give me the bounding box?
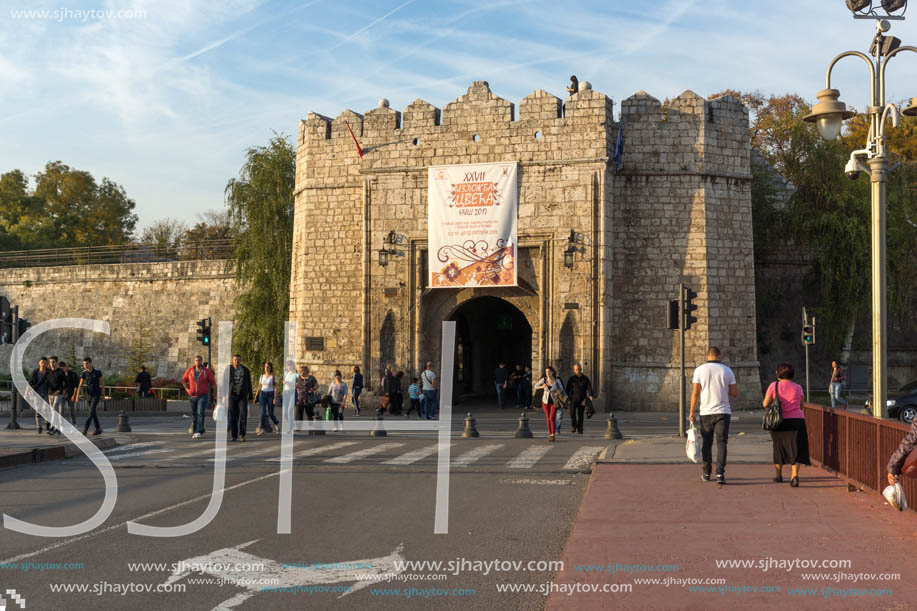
[351,365,364,416]
[510,364,524,408]
[328,372,348,432]
[566,364,595,435]
[135,365,153,398]
[61,361,79,427]
[689,346,738,484]
[406,377,422,418]
[392,371,405,416]
[380,367,397,415]
[45,356,67,435]
[74,357,105,436]
[762,362,810,487]
[256,362,279,436]
[27,356,50,434]
[182,356,215,439]
[227,355,253,442]
[494,361,509,409]
[295,365,318,426]
[421,362,438,420]
[886,416,917,497]
[534,366,563,442]
[282,360,298,433]
[829,361,847,409]
[522,365,534,410]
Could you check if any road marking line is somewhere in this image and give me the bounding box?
[163,447,217,461]
[563,446,606,470]
[506,445,553,469]
[207,444,281,462]
[451,444,502,467]
[0,472,281,566]
[266,441,359,462]
[498,478,576,485]
[324,443,405,464]
[107,448,172,461]
[102,442,159,454]
[382,443,453,465]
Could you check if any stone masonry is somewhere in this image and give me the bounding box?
[0,261,235,380]
[290,81,760,410]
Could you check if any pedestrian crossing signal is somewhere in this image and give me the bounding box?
[196,318,211,346]
[683,288,698,330]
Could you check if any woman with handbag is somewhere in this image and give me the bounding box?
[534,366,564,442]
[762,362,810,486]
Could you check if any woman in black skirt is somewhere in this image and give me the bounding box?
[762,362,810,487]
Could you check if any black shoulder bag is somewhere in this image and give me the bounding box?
[762,380,783,431]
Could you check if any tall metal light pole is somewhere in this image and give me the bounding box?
[804,3,917,420]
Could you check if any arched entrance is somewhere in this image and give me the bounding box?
[450,296,532,398]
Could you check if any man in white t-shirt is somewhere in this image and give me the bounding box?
[420,362,438,420]
[689,346,738,484]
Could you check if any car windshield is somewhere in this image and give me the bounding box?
[899,380,917,394]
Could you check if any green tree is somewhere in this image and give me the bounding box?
[0,162,138,249]
[716,90,917,357]
[224,134,295,370]
[181,209,233,244]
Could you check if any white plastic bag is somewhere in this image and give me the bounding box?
[213,404,225,422]
[883,482,909,511]
[686,427,702,463]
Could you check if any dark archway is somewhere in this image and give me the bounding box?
[449,296,532,399]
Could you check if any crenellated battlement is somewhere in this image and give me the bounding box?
[296,81,749,182]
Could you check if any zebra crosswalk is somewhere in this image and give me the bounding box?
[67,437,609,472]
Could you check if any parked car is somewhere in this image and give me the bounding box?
[865,380,917,424]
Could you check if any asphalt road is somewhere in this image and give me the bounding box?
[0,405,769,610]
[0,404,629,611]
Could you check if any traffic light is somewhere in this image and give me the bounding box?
[683,287,698,330]
[196,318,211,346]
[0,297,10,344]
[665,299,679,330]
[802,320,815,345]
[17,317,31,338]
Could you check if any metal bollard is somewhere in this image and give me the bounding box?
[461,412,479,438]
[370,413,387,437]
[312,413,325,436]
[603,413,622,440]
[514,412,533,439]
[115,410,132,433]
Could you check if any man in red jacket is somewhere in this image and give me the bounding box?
[182,355,215,439]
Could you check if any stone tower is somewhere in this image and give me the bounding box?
[289,81,760,410]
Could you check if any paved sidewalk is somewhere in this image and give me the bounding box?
[550,437,917,610]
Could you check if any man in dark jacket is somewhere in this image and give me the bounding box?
[61,361,80,426]
[28,356,50,434]
[227,354,253,442]
[565,364,595,435]
[135,365,153,398]
[45,356,68,435]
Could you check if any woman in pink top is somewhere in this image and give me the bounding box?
[762,362,810,487]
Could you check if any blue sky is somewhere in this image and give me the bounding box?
[3,0,917,231]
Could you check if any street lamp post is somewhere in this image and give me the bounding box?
[804,8,917,420]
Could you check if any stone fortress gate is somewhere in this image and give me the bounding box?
[289,81,760,410]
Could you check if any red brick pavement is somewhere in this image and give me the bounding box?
[548,464,917,610]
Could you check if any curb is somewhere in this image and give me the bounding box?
[0,437,120,469]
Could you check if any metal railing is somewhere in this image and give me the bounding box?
[0,240,234,269]
[803,402,916,513]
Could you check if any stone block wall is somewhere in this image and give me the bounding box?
[0,261,236,379]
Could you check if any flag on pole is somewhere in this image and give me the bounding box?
[345,121,363,158]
